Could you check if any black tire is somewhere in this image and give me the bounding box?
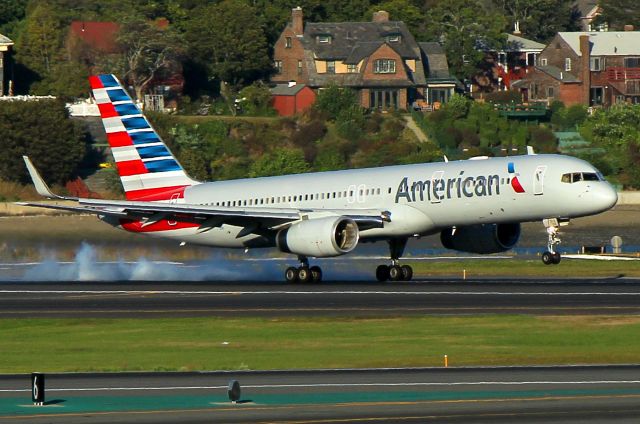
[376,265,390,282]
[298,266,311,283]
[389,265,403,281]
[552,252,561,265]
[401,265,413,281]
[285,267,298,283]
[541,251,554,265]
[310,266,323,283]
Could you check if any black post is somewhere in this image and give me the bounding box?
[31,373,45,405]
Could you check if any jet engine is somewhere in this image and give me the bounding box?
[440,223,520,254]
[276,216,359,257]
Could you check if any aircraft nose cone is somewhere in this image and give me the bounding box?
[593,184,618,212]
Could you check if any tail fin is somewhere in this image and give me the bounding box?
[89,74,197,201]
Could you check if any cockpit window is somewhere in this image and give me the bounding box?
[561,172,602,183]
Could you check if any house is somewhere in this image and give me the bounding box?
[272,7,458,111]
[573,0,606,32]
[0,33,13,95]
[513,29,640,107]
[270,82,316,116]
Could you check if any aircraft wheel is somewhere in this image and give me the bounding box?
[297,266,311,283]
[310,266,323,283]
[389,265,403,281]
[552,252,561,265]
[376,265,390,282]
[541,251,554,265]
[285,267,299,283]
[401,265,413,281]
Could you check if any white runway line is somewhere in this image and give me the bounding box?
[2,380,640,393]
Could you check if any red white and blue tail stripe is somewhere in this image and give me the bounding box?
[89,74,197,201]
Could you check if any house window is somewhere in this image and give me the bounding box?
[590,57,602,71]
[590,87,603,106]
[627,80,640,95]
[318,35,331,43]
[297,60,303,75]
[388,34,401,43]
[624,57,640,68]
[540,58,548,66]
[285,37,292,48]
[547,87,555,98]
[347,64,357,73]
[326,61,335,73]
[564,58,571,71]
[370,89,399,110]
[274,60,283,74]
[374,59,396,74]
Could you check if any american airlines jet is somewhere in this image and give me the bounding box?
[20,74,618,282]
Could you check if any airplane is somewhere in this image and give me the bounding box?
[18,74,618,282]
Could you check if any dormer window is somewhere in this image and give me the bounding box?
[388,34,401,43]
[374,59,396,74]
[317,35,331,44]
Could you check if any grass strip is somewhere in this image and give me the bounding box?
[1,315,639,373]
[408,258,640,278]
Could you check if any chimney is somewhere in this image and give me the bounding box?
[580,35,591,105]
[624,24,635,31]
[372,10,389,23]
[513,21,521,36]
[292,7,303,35]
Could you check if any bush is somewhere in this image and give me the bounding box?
[314,84,358,120]
[484,90,522,104]
[238,82,276,116]
[249,147,310,177]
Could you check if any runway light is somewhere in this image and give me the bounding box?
[228,380,241,403]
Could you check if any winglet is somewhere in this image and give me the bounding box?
[526,146,536,155]
[22,156,70,200]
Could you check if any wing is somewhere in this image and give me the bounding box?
[18,157,389,231]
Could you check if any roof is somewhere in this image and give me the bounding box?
[419,42,450,78]
[0,34,13,45]
[573,0,599,18]
[537,65,581,82]
[505,34,545,52]
[70,21,120,53]
[559,31,640,56]
[301,21,420,60]
[270,84,310,96]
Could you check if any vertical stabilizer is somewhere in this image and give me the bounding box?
[89,74,197,201]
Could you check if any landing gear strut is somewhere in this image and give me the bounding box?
[376,238,413,282]
[285,256,323,283]
[542,218,562,265]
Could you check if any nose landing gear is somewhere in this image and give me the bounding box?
[376,238,414,282]
[542,218,563,265]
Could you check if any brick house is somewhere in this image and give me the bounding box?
[482,32,545,91]
[272,7,458,111]
[0,33,13,95]
[513,29,640,107]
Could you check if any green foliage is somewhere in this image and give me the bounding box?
[598,0,640,31]
[0,99,85,184]
[441,94,471,119]
[186,0,272,88]
[335,104,366,140]
[238,83,276,116]
[484,90,522,104]
[424,0,506,79]
[313,84,359,121]
[580,104,640,188]
[551,103,588,131]
[365,0,424,36]
[249,147,310,177]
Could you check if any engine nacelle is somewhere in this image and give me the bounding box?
[440,223,520,254]
[277,216,359,258]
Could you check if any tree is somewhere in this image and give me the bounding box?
[424,0,506,79]
[490,0,580,42]
[185,0,272,89]
[313,84,359,120]
[0,99,85,184]
[365,0,424,36]
[249,147,310,177]
[15,2,63,77]
[598,0,640,30]
[118,18,184,101]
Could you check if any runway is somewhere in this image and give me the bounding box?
[1,279,640,317]
[1,366,640,423]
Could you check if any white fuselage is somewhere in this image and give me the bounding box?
[127,154,617,250]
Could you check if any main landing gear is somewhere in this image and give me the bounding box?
[541,218,563,265]
[376,238,414,282]
[285,256,323,283]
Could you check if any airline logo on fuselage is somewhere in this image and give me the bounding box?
[395,163,525,203]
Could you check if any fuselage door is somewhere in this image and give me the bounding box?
[534,165,547,195]
[431,170,445,203]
